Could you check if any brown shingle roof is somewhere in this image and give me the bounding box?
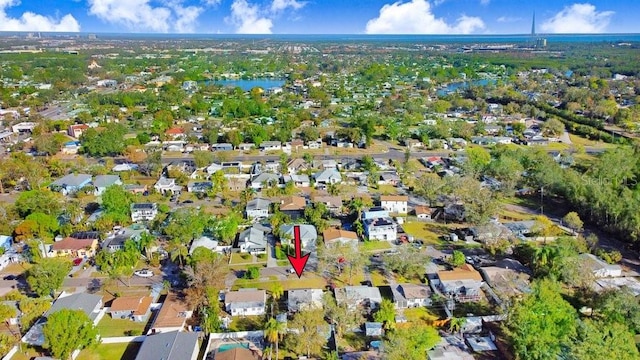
[280,196,306,211]
[153,293,191,329]
[224,290,266,304]
[51,238,96,251]
[437,264,483,282]
[110,296,153,314]
[215,347,261,360]
[323,228,358,242]
[414,206,432,215]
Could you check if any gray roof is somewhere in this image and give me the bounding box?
[135,331,199,360]
[189,236,218,254]
[239,227,267,249]
[50,173,92,188]
[252,172,280,185]
[335,286,382,307]
[46,293,102,320]
[246,198,271,211]
[313,168,341,182]
[93,175,120,188]
[280,224,317,246]
[287,289,324,312]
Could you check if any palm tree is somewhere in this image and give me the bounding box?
[169,241,189,267]
[264,318,286,360]
[347,198,364,219]
[240,188,256,204]
[448,317,466,336]
[352,219,364,239]
[137,232,157,260]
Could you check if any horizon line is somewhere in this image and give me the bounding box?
[1,31,640,36]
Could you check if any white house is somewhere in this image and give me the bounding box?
[238,226,268,254]
[285,174,310,187]
[93,175,122,196]
[260,141,282,152]
[245,198,271,220]
[224,289,266,316]
[280,224,317,248]
[364,217,397,241]
[250,173,281,191]
[130,203,158,222]
[334,286,383,310]
[313,168,342,186]
[154,177,182,195]
[380,195,408,214]
[287,289,324,312]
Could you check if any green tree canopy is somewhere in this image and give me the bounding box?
[569,319,639,360]
[100,185,133,222]
[26,258,72,297]
[383,325,441,360]
[80,123,127,157]
[285,309,328,358]
[43,309,99,360]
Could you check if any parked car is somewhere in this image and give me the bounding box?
[73,258,83,266]
[3,275,17,281]
[134,269,154,277]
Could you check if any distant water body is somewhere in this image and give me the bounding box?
[203,78,285,91]
[2,32,640,43]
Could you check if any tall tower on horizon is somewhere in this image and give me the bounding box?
[531,12,536,36]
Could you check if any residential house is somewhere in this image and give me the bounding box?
[187,181,212,193]
[285,174,310,187]
[109,295,154,322]
[49,173,92,195]
[323,228,359,247]
[280,224,317,248]
[212,143,233,151]
[224,289,267,316]
[579,253,622,278]
[260,141,282,152]
[287,158,308,174]
[50,237,98,258]
[189,236,219,255]
[154,177,182,195]
[131,203,158,222]
[503,220,536,238]
[435,264,484,301]
[103,226,147,252]
[392,284,432,309]
[46,292,103,323]
[380,195,408,214]
[135,331,199,360]
[113,163,139,172]
[149,292,193,334]
[237,225,268,254]
[480,259,531,298]
[414,206,434,220]
[287,289,324,312]
[313,168,342,187]
[226,174,249,192]
[312,195,343,214]
[165,127,186,140]
[245,198,271,220]
[250,173,281,191]
[93,175,122,196]
[335,286,382,310]
[279,196,306,220]
[237,143,255,151]
[378,172,401,186]
[470,222,513,244]
[364,217,397,241]
[67,124,89,138]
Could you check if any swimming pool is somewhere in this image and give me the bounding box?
[217,343,250,352]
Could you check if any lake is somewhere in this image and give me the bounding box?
[437,79,496,96]
[203,78,286,91]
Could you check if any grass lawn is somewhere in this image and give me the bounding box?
[369,184,399,195]
[361,241,391,252]
[233,275,327,291]
[334,271,366,287]
[229,253,254,265]
[569,134,616,149]
[77,342,141,360]
[498,208,536,222]
[96,316,147,337]
[370,271,388,287]
[402,222,448,245]
[228,316,265,332]
[403,307,442,325]
[0,263,31,275]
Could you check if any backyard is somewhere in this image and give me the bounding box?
[96,316,147,337]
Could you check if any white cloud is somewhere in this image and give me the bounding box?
[202,0,221,5]
[541,3,614,33]
[497,16,522,23]
[88,0,204,33]
[365,0,485,34]
[228,0,273,34]
[0,0,80,32]
[271,0,305,13]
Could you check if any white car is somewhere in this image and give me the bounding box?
[134,269,154,277]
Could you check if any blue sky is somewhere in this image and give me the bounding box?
[0,0,637,34]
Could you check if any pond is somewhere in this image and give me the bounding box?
[204,78,286,91]
[437,78,496,96]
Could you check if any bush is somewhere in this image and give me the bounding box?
[257,253,266,261]
[244,266,260,280]
[126,329,142,336]
[241,253,251,260]
[275,246,286,260]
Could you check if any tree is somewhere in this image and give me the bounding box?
[184,254,228,313]
[464,146,491,177]
[26,258,72,297]
[323,292,362,341]
[0,334,14,358]
[0,303,16,330]
[213,212,240,245]
[285,309,327,358]
[245,266,260,280]
[383,326,440,360]
[80,123,126,157]
[19,297,51,329]
[101,185,133,222]
[563,212,583,233]
[15,190,63,217]
[569,319,638,360]
[449,250,466,267]
[270,282,284,302]
[541,118,565,136]
[594,288,640,335]
[373,299,396,330]
[448,317,466,335]
[264,318,286,360]
[504,279,577,360]
[193,150,215,169]
[532,215,555,238]
[43,309,99,360]
[382,246,430,280]
[168,241,189,267]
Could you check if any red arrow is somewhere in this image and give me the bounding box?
[287,225,310,278]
